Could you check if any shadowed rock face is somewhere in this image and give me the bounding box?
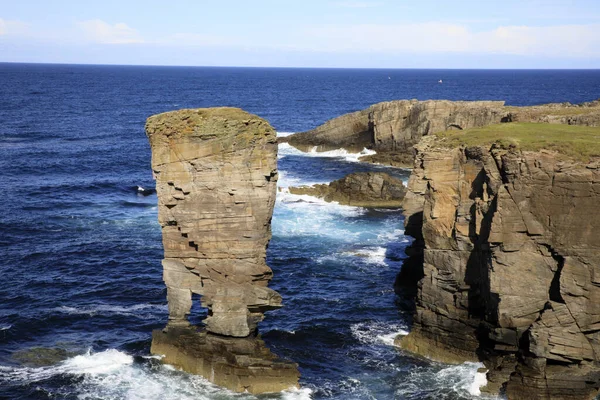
[399,137,600,399]
[145,107,299,393]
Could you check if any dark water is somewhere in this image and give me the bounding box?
[1,64,599,399]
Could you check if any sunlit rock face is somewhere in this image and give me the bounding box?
[284,100,506,166]
[282,99,600,168]
[399,136,600,399]
[146,107,298,393]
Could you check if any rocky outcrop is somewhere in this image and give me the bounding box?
[152,327,299,394]
[397,136,600,399]
[289,172,407,207]
[284,99,600,167]
[146,107,299,393]
[284,100,507,166]
[505,99,600,126]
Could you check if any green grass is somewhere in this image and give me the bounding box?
[435,123,600,161]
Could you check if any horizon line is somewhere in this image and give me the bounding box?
[0,61,599,71]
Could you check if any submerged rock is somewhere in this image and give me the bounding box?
[289,172,406,208]
[12,346,78,367]
[145,107,299,393]
[398,134,600,399]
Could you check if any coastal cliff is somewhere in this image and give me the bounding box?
[283,99,600,167]
[398,125,600,399]
[145,108,299,393]
[284,100,505,166]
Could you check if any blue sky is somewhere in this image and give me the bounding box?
[1,0,599,68]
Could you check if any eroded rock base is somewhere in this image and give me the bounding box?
[151,327,300,394]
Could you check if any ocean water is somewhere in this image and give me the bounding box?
[1,64,599,400]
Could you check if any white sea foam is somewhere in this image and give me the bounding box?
[274,169,367,241]
[436,362,489,397]
[52,303,166,318]
[277,170,328,189]
[0,325,11,331]
[277,142,376,163]
[343,246,388,266]
[394,361,490,399]
[62,348,133,374]
[376,228,405,242]
[281,386,314,400]
[0,349,309,399]
[276,131,296,137]
[350,321,409,346]
[273,188,365,240]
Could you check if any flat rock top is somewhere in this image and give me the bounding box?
[146,107,274,141]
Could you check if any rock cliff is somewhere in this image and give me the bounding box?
[284,100,507,166]
[145,107,299,393]
[283,99,600,167]
[398,133,600,399]
[288,172,407,207]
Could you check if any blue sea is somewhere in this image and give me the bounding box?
[1,64,599,400]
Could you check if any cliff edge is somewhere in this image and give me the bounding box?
[145,107,299,393]
[398,123,600,399]
[283,99,600,167]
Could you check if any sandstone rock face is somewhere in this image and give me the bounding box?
[284,99,600,167]
[398,136,600,399]
[285,100,506,165]
[152,327,299,394]
[505,99,600,126]
[289,172,407,207]
[146,107,299,393]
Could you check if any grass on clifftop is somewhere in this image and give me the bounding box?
[435,123,600,161]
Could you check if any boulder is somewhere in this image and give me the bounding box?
[289,172,406,207]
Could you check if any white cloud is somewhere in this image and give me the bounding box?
[300,23,600,57]
[161,33,238,47]
[333,1,383,8]
[77,19,143,44]
[0,18,30,36]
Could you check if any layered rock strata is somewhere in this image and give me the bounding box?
[398,136,600,399]
[146,107,299,393]
[283,99,600,167]
[284,100,507,166]
[288,172,407,207]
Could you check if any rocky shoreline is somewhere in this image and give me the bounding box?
[286,99,600,399]
[282,99,600,167]
[144,99,600,398]
[398,136,600,399]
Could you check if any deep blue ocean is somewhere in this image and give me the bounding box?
[1,64,599,400]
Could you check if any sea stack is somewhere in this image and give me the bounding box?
[145,107,299,393]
